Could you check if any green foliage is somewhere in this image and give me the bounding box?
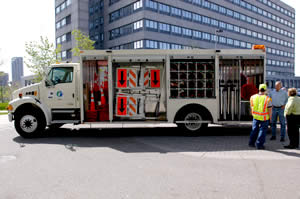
[25,36,61,82]
[72,29,95,57]
[0,72,10,102]
[0,102,8,110]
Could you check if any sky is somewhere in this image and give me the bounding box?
[0,0,299,80]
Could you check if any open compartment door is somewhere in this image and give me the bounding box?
[82,60,109,122]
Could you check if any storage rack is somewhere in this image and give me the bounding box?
[170,60,215,99]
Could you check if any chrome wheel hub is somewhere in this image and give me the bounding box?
[184,112,202,131]
[20,115,38,133]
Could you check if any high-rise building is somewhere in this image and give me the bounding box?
[55,0,89,62]
[56,0,298,88]
[11,57,24,85]
[0,72,8,87]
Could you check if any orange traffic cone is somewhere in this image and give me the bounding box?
[100,87,106,106]
[90,91,96,111]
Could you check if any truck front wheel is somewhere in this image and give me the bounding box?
[15,111,46,138]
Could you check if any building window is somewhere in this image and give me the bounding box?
[56,37,61,45]
[134,40,143,49]
[211,3,218,12]
[55,0,72,15]
[171,7,181,17]
[233,12,240,19]
[234,26,239,32]
[159,42,170,49]
[159,3,170,13]
[240,41,246,48]
[240,28,246,34]
[202,0,210,8]
[240,14,246,21]
[171,25,182,34]
[134,20,143,30]
[192,13,201,22]
[171,44,182,49]
[227,38,233,45]
[226,24,233,31]
[193,30,201,39]
[226,9,233,17]
[219,36,226,44]
[211,19,218,27]
[219,6,226,14]
[145,40,158,48]
[159,23,170,32]
[182,10,192,20]
[202,16,210,24]
[145,0,158,10]
[219,21,226,29]
[133,0,143,10]
[202,32,211,41]
[145,20,157,29]
[182,28,192,37]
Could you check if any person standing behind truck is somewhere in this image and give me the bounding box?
[248,84,272,149]
[269,81,288,142]
[284,88,300,149]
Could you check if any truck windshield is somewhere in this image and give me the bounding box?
[47,67,73,85]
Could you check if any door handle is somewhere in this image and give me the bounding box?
[72,93,75,98]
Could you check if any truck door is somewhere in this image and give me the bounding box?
[41,66,80,123]
[43,66,77,109]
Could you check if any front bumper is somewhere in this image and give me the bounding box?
[8,113,13,122]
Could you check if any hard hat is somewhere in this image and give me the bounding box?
[259,84,267,91]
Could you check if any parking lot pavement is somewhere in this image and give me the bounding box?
[1,115,300,199]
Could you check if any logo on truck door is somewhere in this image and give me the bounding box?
[56,90,63,97]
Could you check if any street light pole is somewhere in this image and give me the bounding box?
[215,29,223,50]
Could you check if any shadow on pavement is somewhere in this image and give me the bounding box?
[12,125,300,158]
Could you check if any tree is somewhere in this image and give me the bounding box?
[25,36,61,82]
[72,29,95,57]
[0,72,9,102]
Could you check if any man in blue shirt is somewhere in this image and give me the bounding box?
[269,81,288,141]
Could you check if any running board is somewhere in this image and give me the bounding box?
[176,120,211,124]
[51,120,80,124]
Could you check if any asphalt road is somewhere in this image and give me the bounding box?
[1,115,300,199]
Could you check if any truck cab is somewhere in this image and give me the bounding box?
[8,63,80,138]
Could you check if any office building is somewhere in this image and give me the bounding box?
[0,72,8,87]
[55,0,89,62]
[11,57,24,85]
[56,0,298,88]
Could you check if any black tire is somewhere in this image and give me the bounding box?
[48,124,64,130]
[14,110,46,138]
[176,107,208,136]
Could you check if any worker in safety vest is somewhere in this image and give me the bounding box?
[248,84,272,149]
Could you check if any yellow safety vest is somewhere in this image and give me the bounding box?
[250,94,271,121]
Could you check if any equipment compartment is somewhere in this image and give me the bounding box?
[170,59,215,99]
[112,61,166,121]
[82,60,109,122]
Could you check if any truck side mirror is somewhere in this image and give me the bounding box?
[45,79,54,87]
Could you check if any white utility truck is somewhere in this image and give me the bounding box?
[7,48,266,138]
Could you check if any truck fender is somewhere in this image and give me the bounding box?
[9,97,51,125]
[173,103,213,123]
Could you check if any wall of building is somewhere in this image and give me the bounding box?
[11,57,24,85]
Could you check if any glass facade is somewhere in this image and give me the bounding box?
[86,0,297,88]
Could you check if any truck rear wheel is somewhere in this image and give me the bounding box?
[176,107,208,135]
[15,111,46,138]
